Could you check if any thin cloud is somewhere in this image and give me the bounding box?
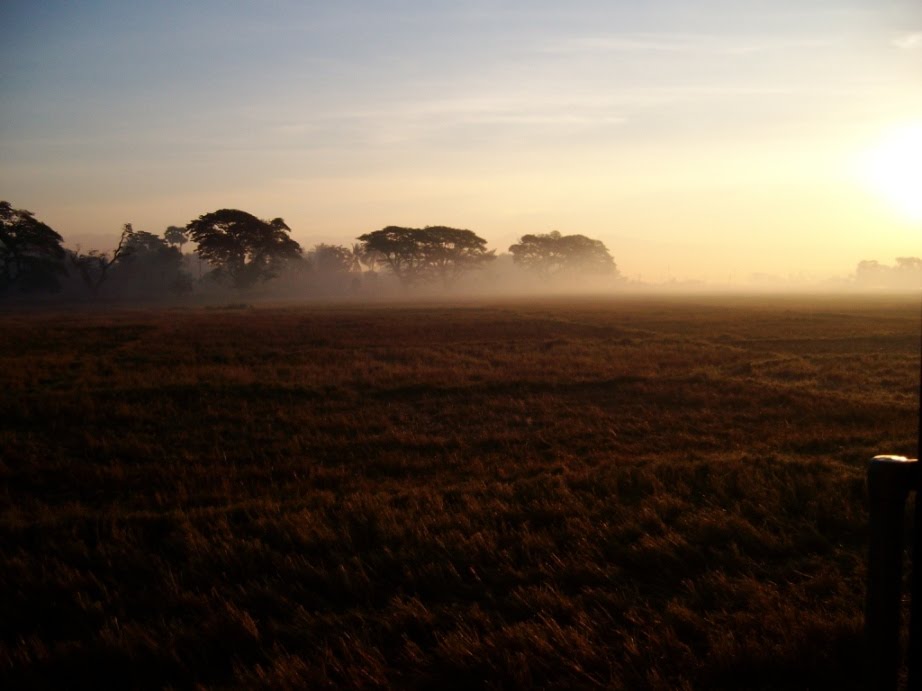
[542,35,696,53]
[892,32,922,49]
[270,96,628,139]
[470,114,626,126]
[542,33,837,56]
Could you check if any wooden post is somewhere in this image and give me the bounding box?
[867,455,918,691]
[909,478,921,691]
[911,302,922,691]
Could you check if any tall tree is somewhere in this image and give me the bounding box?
[185,209,302,290]
[420,226,495,286]
[356,227,427,284]
[349,243,367,273]
[0,201,67,295]
[351,242,383,273]
[113,229,192,296]
[70,224,134,298]
[508,231,617,278]
[163,226,188,252]
[357,226,494,286]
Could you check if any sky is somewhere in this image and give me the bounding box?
[1,0,920,284]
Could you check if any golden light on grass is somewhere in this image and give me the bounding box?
[862,122,922,221]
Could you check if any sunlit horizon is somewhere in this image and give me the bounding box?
[1,1,920,285]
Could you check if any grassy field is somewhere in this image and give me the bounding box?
[1,294,918,689]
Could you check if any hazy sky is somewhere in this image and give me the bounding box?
[2,1,920,283]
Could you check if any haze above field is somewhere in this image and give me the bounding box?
[1,1,920,284]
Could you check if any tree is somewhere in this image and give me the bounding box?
[895,257,922,273]
[355,227,424,284]
[69,224,134,297]
[164,226,188,252]
[508,231,617,278]
[855,260,884,284]
[185,209,302,290]
[349,243,369,273]
[0,201,67,295]
[112,229,192,297]
[855,257,922,288]
[351,241,385,274]
[356,225,494,286]
[422,226,496,286]
[308,244,354,274]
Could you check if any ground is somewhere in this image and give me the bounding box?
[1,294,918,689]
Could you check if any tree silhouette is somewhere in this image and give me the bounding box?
[163,226,188,252]
[422,226,496,286]
[113,230,191,297]
[185,209,302,290]
[357,226,494,286]
[308,244,354,274]
[349,243,368,273]
[508,231,617,278]
[0,201,67,295]
[356,227,424,284]
[69,224,134,298]
[855,257,922,288]
[895,257,922,273]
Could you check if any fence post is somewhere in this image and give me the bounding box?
[909,480,921,691]
[866,455,918,691]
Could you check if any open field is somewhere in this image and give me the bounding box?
[1,295,919,689]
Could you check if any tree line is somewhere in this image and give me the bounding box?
[852,257,922,289]
[0,202,620,299]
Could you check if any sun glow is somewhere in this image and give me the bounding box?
[863,123,922,221]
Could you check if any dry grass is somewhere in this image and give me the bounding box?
[0,294,918,689]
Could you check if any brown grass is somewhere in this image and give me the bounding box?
[0,294,918,689]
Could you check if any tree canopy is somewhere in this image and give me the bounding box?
[508,231,617,277]
[0,201,67,295]
[163,226,188,251]
[186,209,302,289]
[2,199,632,300]
[112,228,191,296]
[854,257,922,289]
[357,226,494,286]
[308,244,355,274]
[69,224,136,297]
